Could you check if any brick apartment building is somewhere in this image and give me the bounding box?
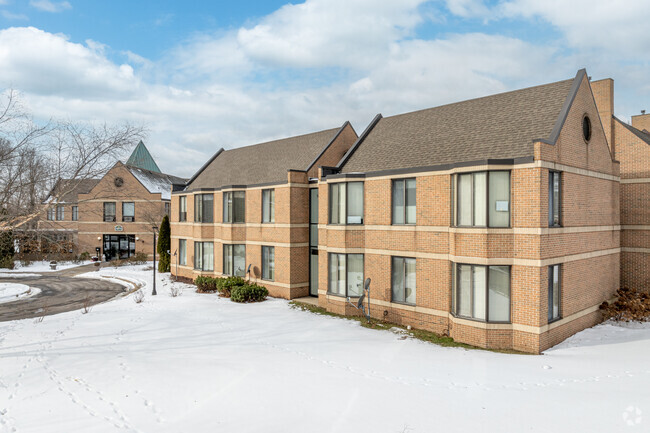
[39,142,186,260]
[171,69,647,353]
[169,123,358,298]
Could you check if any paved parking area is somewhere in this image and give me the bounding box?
[0,264,127,322]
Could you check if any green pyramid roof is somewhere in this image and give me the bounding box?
[126,141,161,173]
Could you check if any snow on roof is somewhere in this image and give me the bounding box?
[126,166,187,200]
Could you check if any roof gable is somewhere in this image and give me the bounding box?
[615,117,650,146]
[126,141,161,173]
[339,72,580,174]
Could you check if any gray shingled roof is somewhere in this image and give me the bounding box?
[615,116,650,146]
[187,127,342,190]
[44,178,100,204]
[340,77,576,174]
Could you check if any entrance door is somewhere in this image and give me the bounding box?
[103,234,136,261]
[309,188,319,296]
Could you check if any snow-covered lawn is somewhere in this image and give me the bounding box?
[0,283,41,304]
[0,264,648,432]
[0,260,92,273]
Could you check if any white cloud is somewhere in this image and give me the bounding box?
[444,0,491,18]
[236,0,427,68]
[1,0,647,178]
[29,0,71,13]
[1,10,28,20]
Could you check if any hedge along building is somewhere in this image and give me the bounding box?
[39,142,187,260]
[169,123,358,299]
[316,69,620,353]
[591,78,650,291]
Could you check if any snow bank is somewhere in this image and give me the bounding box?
[1,260,92,273]
[0,283,41,304]
[0,265,647,432]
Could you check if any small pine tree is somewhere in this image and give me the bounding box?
[0,229,15,269]
[157,215,171,272]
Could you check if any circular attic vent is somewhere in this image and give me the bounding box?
[582,115,592,143]
[114,177,124,187]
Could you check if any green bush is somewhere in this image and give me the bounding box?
[78,251,91,261]
[216,276,245,298]
[0,255,14,270]
[195,276,218,293]
[231,283,269,303]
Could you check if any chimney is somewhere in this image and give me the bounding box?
[590,78,615,155]
[632,110,650,131]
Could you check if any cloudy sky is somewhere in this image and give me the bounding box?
[1,0,649,177]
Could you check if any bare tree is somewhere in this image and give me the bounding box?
[0,88,146,231]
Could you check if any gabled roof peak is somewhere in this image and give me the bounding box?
[126,141,161,173]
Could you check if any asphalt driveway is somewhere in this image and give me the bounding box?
[0,264,127,322]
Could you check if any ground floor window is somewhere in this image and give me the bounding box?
[328,253,363,297]
[194,242,214,271]
[392,257,416,304]
[452,263,510,322]
[548,264,561,322]
[261,246,275,281]
[178,239,186,266]
[223,244,246,276]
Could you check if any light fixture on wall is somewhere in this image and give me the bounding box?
[97,236,101,241]
[135,237,139,241]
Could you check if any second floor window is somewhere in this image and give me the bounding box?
[329,182,363,224]
[103,202,116,222]
[454,171,510,228]
[223,191,245,223]
[549,171,561,227]
[392,178,416,224]
[179,196,187,222]
[47,207,55,221]
[194,194,214,223]
[262,189,275,223]
[56,206,64,221]
[72,206,78,221]
[122,202,135,222]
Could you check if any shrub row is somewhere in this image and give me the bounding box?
[194,276,269,303]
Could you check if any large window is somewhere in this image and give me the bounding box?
[223,244,246,276]
[72,206,78,221]
[392,257,416,304]
[194,242,214,271]
[329,182,363,224]
[223,191,245,223]
[122,202,135,222]
[453,171,510,228]
[47,207,55,221]
[262,189,275,223]
[178,239,186,266]
[328,253,364,296]
[103,202,116,222]
[392,178,416,224]
[56,206,65,221]
[262,246,275,281]
[548,265,561,322]
[549,171,561,227]
[453,264,510,322]
[194,194,214,223]
[179,196,187,222]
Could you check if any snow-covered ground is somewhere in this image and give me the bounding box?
[0,260,93,273]
[0,283,41,304]
[0,264,648,432]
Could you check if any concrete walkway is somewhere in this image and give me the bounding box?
[0,263,127,322]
